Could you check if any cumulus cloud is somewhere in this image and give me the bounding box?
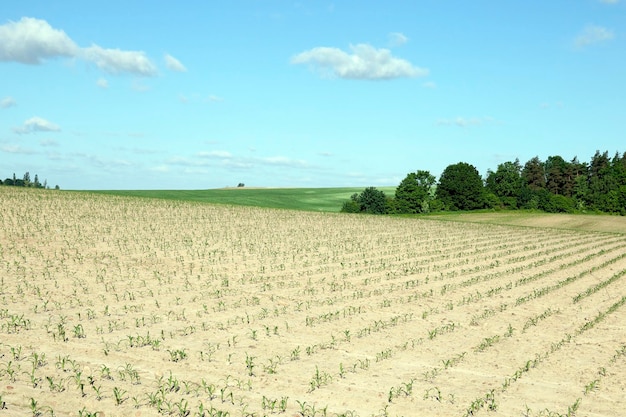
[164,53,187,72]
[13,116,61,134]
[1,96,16,108]
[0,17,78,64]
[83,45,157,76]
[388,32,408,47]
[0,17,159,76]
[574,25,614,48]
[437,116,493,128]
[291,43,428,80]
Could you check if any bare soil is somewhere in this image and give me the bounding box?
[1,188,625,417]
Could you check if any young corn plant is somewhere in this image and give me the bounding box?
[245,353,255,376]
[308,366,332,392]
[113,386,128,405]
[168,349,188,362]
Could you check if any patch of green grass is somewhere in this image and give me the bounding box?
[86,187,396,212]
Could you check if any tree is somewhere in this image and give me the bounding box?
[340,187,388,214]
[341,194,361,213]
[395,170,436,213]
[588,150,614,210]
[23,172,31,187]
[436,162,485,210]
[522,156,546,191]
[358,187,388,214]
[485,159,523,208]
[545,156,569,196]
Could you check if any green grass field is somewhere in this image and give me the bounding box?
[88,187,397,212]
[84,187,626,233]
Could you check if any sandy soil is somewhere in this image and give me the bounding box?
[1,187,625,417]
[428,212,626,234]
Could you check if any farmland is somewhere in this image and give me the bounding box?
[1,187,625,417]
[87,187,397,213]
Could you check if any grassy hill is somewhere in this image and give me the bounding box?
[88,186,397,212]
[84,187,626,234]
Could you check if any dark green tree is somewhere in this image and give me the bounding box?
[544,155,568,195]
[340,187,388,214]
[587,150,614,211]
[341,194,361,213]
[395,170,436,213]
[612,152,626,187]
[485,159,523,208]
[358,187,388,214]
[436,162,485,210]
[521,156,546,191]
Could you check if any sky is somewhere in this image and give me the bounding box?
[1,1,624,190]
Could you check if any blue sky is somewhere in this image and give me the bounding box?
[1,1,624,189]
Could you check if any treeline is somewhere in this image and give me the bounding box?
[1,172,59,190]
[342,150,626,215]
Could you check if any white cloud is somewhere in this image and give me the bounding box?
[96,78,109,89]
[1,96,17,108]
[83,45,157,76]
[574,25,614,48]
[207,95,224,102]
[167,152,310,170]
[259,156,309,167]
[291,43,428,80]
[388,32,408,47]
[422,81,437,89]
[0,17,78,64]
[164,53,187,72]
[13,116,61,134]
[0,17,158,76]
[40,138,59,147]
[599,0,619,4]
[437,116,493,128]
[1,144,37,154]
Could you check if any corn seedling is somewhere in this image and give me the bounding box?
[30,397,55,417]
[113,386,128,405]
[168,348,188,362]
[245,353,255,376]
[309,365,332,391]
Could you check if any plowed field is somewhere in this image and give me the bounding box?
[1,188,625,417]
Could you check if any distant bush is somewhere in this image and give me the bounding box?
[340,187,388,214]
